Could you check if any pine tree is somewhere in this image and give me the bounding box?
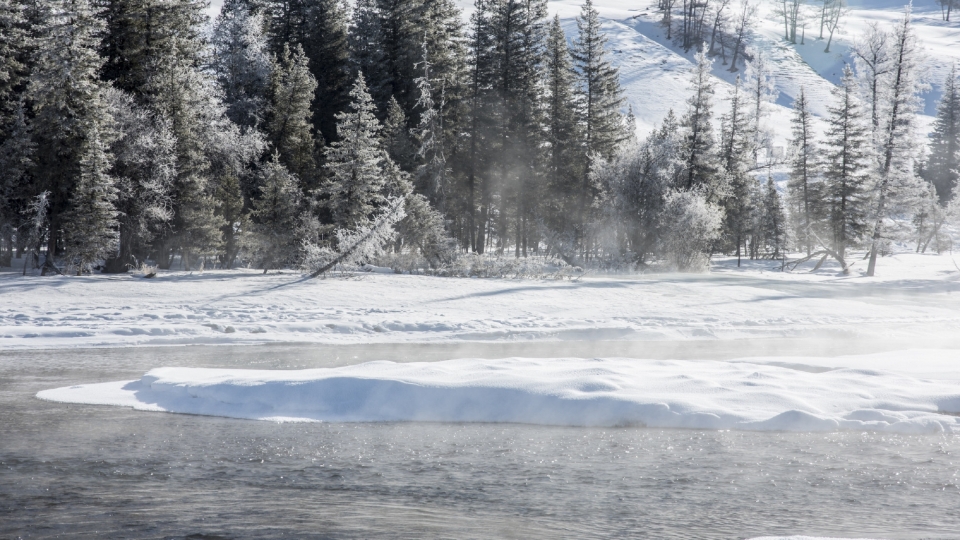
[543,15,582,238]
[786,87,821,255]
[102,88,175,273]
[679,49,721,194]
[322,75,410,228]
[719,76,755,265]
[62,123,119,275]
[30,0,116,265]
[926,65,960,204]
[211,1,273,129]
[382,96,416,171]
[570,0,623,254]
[0,101,34,267]
[464,0,496,253]
[866,8,926,276]
[758,175,787,258]
[743,49,778,164]
[0,0,28,130]
[269,44,318,187]
[571,0,626,162]
[823,66,873,265]
[252,152,302,270]
[413,43,450,213]
[350,0,392,110]
[304,0,352,143]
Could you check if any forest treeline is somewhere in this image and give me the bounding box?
[0,0,957,276]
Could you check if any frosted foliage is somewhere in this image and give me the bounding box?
[659,189,722,271]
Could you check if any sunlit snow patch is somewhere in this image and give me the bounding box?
[37,358,960,433]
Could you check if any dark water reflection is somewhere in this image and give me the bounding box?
[1,344,958,539]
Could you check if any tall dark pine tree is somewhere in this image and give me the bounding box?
[543,15,582,239]
[719,76,754,266]
[269,44,318,188]
[823,67,873,266]
[465,0,496,253]
[30,0,117,266]
[786,87,821,255]
[265,0,351,143]
[571,0,625,251]
[926,65,960,204]
[350,0,392,110]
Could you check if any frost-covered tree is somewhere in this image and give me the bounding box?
[101,89,175,273]
[851,21,892,132]
[413,44,450,213]
[865,8,927,276]
[823,67,873,266]
[680,49,721,195]
[268,44,318,187]
[926,65,960,204]
[382,96,416,172]
[322,75,410,228]
[211,2,273,129]
[660,188,723,271]
[743,49,778,163]
[62,124,119,274]
[30,0,116,265]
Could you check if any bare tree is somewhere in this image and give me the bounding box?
[728,1,757,72]
[774,0,806,44]
[851,22,893,131]
[822,0,847,53]
[707,0,732,61]
[940,0,956,22]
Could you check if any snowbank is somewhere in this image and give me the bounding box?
[37,357,960,433]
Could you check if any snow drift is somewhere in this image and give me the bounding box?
[37,357,960,433]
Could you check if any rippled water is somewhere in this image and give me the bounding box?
[2,344,959,539]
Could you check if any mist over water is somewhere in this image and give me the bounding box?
[3,344,959,538]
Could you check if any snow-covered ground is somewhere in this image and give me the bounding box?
[37,354,960,432]
[3,252,959,349]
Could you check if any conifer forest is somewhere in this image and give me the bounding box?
[0,0,957,276]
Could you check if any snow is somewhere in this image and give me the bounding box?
[36,354,960,432]
[3,253,960,349]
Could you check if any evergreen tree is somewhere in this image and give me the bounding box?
[102,88,175,273]
[464,0,496,253]
[251,152,302,270]
[268,44,318,187]
[679,49,721,194]
[382,96,416,171]
[926,65,960,204]
[0,0,28,130]
[0,101,34,266]
[719,76,755,265]
[823,67,873,265]
[543,15,582,238]
[211,1,273,129]
[758,176,787,258]
[30,0,116,264]
[866,8,926,276]
[62,123,119,275]
[571,0,623,253]
[350,0,392,110]
[322,75,410,228]
[786,87,821,255]
[413,43,450,213]
[743,49,778,163]
[304,0,352,143]
[571,0,626,162]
